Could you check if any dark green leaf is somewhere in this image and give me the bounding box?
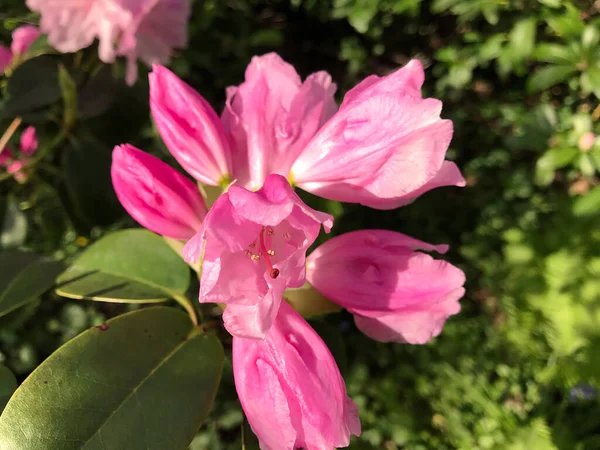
[56,229,190,303]
[2,56,61,116]
[0,365,17,414]
[309,320,347,375]
[526,65,577,93]
[241,418,260,450]
[0,307,224,450]
[24,35,59,59]
[0,250,64,318]
[62,136,124,226]
[77,66,120,120]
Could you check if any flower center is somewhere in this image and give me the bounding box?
[244,226,290,279]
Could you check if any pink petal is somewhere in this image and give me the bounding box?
[353,287,464,344]
[10,25,41,55]
[111,144,206,240]
[0,45,12,73]
[150,64,232,185]
[233,302,360,448]
[19,126,38,156]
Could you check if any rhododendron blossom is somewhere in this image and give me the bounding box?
[149,53,464,209]
[111,144,207,240]
[26,0,191,85]
[183,174,333,339]
[0,25,40,73]
[233,301,360,450]
[306,229,466,344]
[0,126,39,184]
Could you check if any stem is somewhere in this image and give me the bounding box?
[0,117,22,154]
[172,292,200,326]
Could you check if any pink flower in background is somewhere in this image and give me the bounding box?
[233,301,360,450]
[20,126,38,156]
[292,60,465,209]
[111,144,207,240]
[183,174,333,339]
[306,230,466,344]
[149,54,463,209]
[26,0,191,85]
[0,126,38,184]
[578,132,595,152]
[0,25,40,73]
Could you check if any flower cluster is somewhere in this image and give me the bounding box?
[25,0,191,85]
[111,53,466,449]
[0,126,38,184]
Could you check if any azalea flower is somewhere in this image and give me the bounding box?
[0,25,40,73]
[111,144,207,240]
[233,301,360,449]
[306,229,466,344]
[149,53,464,209]
[26,0,191,85]
[182,174,332,339]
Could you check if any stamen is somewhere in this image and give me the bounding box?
[249,242,255,248]
[251,255,260,262]
[259,228,279,279]
[267,227,274,236]
[283,232,291,240]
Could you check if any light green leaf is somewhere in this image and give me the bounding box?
[534,44,577,65]
[527,65,578,93]
[0,307,223,450]
[58,64,78,130]
[56,229,190,303]
[572,186,600,217]
[0,365,17,414]
[546,4,584,39]
[0,250,64,318]
[509,18,537,62]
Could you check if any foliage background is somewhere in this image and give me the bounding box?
[1,0,600,449]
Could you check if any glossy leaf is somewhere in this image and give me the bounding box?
[0,307,224,450]
[0,365,17,413]
[0,249,64,318]
[2,56,61,116]
[56,229,190,303]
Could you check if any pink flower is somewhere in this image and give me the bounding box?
[26,0,190,85]
[19,126,38,156]
[150,55,463,210]
[0,148,13,167]
[6,159,29,184]
[221,53,337,190]
[233,301,360,450]
[111,144,207,240]
[0,25,40,73]
[183,174,333,339]
[306,230,466,344]
[291,60,465,210]
[149,65,233,186]
[578,132,596,152]
[11,25,41,56]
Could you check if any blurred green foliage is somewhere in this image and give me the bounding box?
[1,0,599,449]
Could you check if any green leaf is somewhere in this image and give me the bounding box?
[581,66,600,97]
[62,136,124,227]
[534,44,578,65]
[56,229,190,303]
[582,25,600,49]
[77,66,120,120]
[0,307,224,450]
[526,65,577,93]
[309,320,347,375]
[1,56,61,116]
[509,18,537,62]
[572,186,600,217]
[58,64,78,130]
[0,250,64,318]
[546,4,584,39]
[0,365,17,414]
[24,35,59,59]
